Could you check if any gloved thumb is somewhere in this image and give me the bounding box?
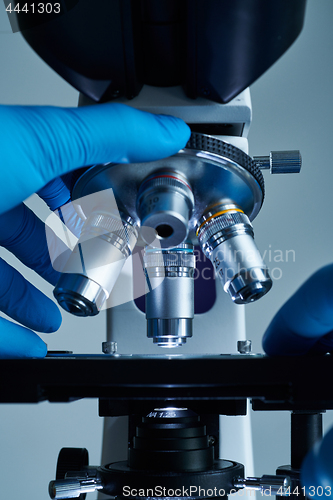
[0,318,47,358]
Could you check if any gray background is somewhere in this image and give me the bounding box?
[1,0,333,498]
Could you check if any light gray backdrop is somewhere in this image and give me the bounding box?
[0,1,333,498]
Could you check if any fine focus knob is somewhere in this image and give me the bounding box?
[49,479,103,500]
[49,479,82,500]
[254,150,301,174]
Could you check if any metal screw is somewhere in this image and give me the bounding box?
[102,341,117,354]
[208,435,216,446]
[237,340,252,354]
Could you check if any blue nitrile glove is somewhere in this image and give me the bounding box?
[301,427,333,499]
[262,264,333,355]
[0,179,84,358]
[263,267,333,497]
[263,264,333,494]
[0,103,191,358]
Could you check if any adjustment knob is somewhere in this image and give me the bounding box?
[49,478,103,500]
[49,479,82,499]
[56,448,89,481]
[254,150,301,174]
[56,448,89,500]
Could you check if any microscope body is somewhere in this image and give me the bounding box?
[14,0,305,344]
[8,1,308,499]
[71,86,256,481]
[78,85,252,354]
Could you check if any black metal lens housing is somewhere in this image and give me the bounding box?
[128,408,214,472]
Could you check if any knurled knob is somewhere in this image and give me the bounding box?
[49,479,82,499]
[254,150,301,174]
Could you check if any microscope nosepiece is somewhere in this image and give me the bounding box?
[197,205,272,304]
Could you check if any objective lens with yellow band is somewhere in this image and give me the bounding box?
[197,204,272,304]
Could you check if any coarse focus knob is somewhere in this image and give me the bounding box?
[253,151,301,174]
[56,448,89,481]
[55,448,89,500]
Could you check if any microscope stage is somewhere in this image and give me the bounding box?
[0,354,332,414]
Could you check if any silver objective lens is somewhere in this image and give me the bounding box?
[54,212,138,316]
[137,171,194,248]
[144,244,195,347]
[197,205,272,304]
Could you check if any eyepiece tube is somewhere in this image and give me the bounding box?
[54,212,138,316]
[197,205,272,304]
[144,244,195,347]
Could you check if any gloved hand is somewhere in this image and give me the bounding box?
[262,264,333,356]
[0,103,191,358]
[301,426,333,500]
[262,265,333,497]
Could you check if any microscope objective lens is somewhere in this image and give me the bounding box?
[197,204,272,304]
[137,171,194,248]
[144,243,195,347]
[54,211,138,316]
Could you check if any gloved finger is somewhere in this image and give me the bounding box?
[263,264,333,356]
[0,257,61,333]
[301,427,333,499]
[0,203,60,285]
[37,176,84,239]
[0,104,191,213]
[0,317,47,359]
[37,177,71,211]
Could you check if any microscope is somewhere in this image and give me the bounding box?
[3,1,332,499]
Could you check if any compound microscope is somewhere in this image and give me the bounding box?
[2,1,333,499]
